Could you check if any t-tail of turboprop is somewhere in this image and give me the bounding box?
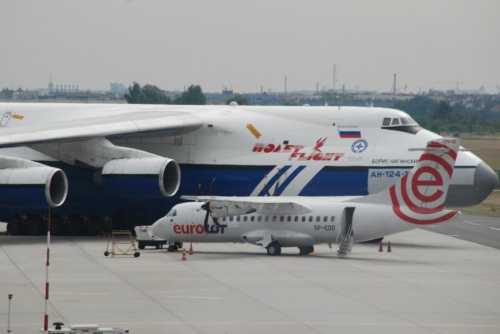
[351,138,461,225]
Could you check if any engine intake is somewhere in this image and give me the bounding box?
[101,157,180,198]
[0,167,68,208]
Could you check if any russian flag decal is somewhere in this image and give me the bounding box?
[339,127,361,138]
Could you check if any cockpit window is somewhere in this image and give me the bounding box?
[382,116,421,134]
[172,210,177,217]
[401,117,416,125]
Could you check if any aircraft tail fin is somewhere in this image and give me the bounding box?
[351,138,461,225]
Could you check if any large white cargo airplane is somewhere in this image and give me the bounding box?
[151,138,461,256]
[0,103,497,235]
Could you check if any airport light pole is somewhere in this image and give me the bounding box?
[7,294,12,333]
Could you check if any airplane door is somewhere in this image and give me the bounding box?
[1,112,12,126]
[337,207,355,256]
[340,207,355,238]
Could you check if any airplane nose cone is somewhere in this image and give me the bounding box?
[150,220,160,236]
[446,162,499,207]
[474,161,499,198]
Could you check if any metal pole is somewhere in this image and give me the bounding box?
[43,209,51,334]
[7,294,12,333]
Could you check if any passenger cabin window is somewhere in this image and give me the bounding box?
[330,216,335,222]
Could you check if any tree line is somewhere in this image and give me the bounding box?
[125,82,249,106]
[125,82,499,135]
[393,96,500,135]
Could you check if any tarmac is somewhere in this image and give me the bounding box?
[0,227,499,334]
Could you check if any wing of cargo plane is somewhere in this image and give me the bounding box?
[0,110,203,147]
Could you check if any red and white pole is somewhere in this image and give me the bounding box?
[43,209,51,333]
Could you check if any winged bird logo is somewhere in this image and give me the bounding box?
[313,137,327,152]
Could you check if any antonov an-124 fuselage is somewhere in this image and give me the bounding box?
[0,103,497,235]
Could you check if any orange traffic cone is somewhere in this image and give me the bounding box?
[189,243,194,255]
[387,241,392,253]
[378,242,383,252]
[181,249,187,261]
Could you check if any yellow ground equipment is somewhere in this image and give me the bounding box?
[104,230,140,257]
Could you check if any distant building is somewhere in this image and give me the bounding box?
[110,83,127,94]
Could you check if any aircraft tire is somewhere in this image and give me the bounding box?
[87,217,104,236]
[50,217,66,235]
[26,217,44,236]
[299,245,314,254]
[267,241,281,256]
[67,216,85,236]
[167,245,178,252]
[6,217,25,236]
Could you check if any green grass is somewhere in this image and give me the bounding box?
[449,133,500,217]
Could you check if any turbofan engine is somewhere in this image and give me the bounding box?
[100,157,180,198]
[0,166,68,208]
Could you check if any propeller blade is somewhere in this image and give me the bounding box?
[198,182,205,195]
[263,180,271,197]
[209,177,216,195]
[273,179,280,196]
[203,209,210,232]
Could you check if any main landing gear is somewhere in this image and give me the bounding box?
[298,245,314,254]
[266,241,282,256]
[265,242,315,256]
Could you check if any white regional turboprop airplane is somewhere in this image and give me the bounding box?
[0,103,497,235]
[151,138,461,256]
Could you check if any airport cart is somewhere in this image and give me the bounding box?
[134,225,167,249]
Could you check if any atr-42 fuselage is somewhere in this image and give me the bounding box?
[152,199,409,246]
[0,103,497,230]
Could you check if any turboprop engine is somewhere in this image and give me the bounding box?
[100,157,180,198]
[0,158,68,208]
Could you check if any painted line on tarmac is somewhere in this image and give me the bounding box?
[150,288,226,293]
[42,321,500,329]
[463,220,481,226]
[489,227,500,231]
[52,292,110,296]
[164,295,222,300]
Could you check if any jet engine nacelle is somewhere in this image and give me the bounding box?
[101,157,180,198]
[0,167,68,208]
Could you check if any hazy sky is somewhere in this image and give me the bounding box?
[1,0,499,93]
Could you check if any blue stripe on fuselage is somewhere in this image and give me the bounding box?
[1,162,380,222]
